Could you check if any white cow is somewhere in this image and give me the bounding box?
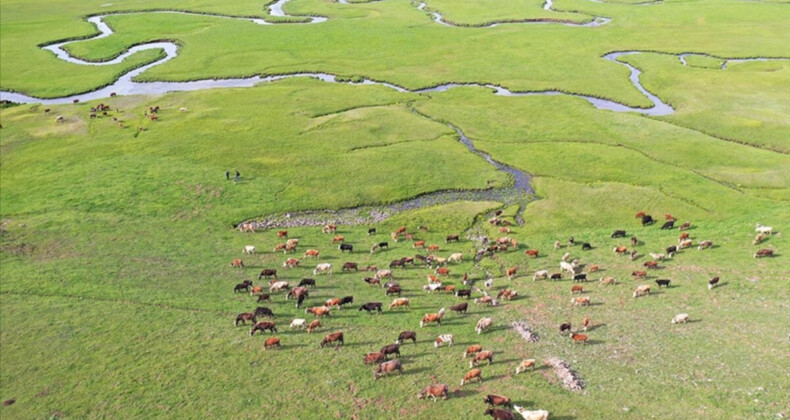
[242,245,256,255]
[755,223,773,235]
[533,270,549,281]
[514,405,549,420]
[671,313,689,324]
[434,334,454,348]
[448,253,463,263]
[475,317,493,335]
[313,263,332,276]
[290,318,307,329]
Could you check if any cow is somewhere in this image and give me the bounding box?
[631,236,639,246]
[283,258,300,269]
[513,406,550,420]
[389,259,406,269]
[582,316,591,331]
[290,319,306,329]
[446,234,460,243]
[461,368,483,386]
[550,272,563,281]
[679,221,691,230]
[504,266,518,281]
[571,285,584,294]
[571,296,590,307]
[755,224,773,235]
[375,269,393,280]
[533,270,549,281]
[413,240,426,249]
[678,239,693,249]
[631,270,647,278]
[337,296,354,308]
[234,282,251,293]
[435,267,450,276]
[498,289,517,300]
[325,298,343,309]
[307,320,321,333]
[570,333,588,345]
[678,233,690,242]
[313,263,332,275]
[306,306,331,317]
[364,277,381,287]
[560,261,576,275]
[455,289,472,299]
[672,313,689,324]
[448,253,463,263]
[286,287,309,300]
[463,345,483,358]
[643,261,659,269]
[525,249,539,258]
[588,264,600,273]
[364,352,387,365]
[581,242,592,251]
[420,308,446,327]
[339,243,353,253]
[242,245,256,255]
[320,331,344,348]
[554,240,562,250]
[322,224,337,234]
[661,220,675,230]
[655,279,671,288]
[599,276,616,285]
[434,334,454,348]
[303,249,320,259]
[484,409,515,420]
[296,278,315,289]
[559,322,572,335]
[277,230,288,238]
[484,395,512,408]
[269,281,290,293]
[380,343,401,358]
[573,273,587,282]
[515,359,536,374]
[258,269,278,280]
[230,259,244,268]
[385,286,402,296]
[476,317,494,335]
[450,302,468,314]
[342,262,359,271]
[235,312,256,326]
[666,245,678,256]
[754,249,774,258]
[389,298,410,310]
[635,211,646,219]
[368,228,377,235]
[470,350,494,367]
[561,252,571,262]
[611,230,626,238]
[263,337,281,350]
[417,383,449,401]
[642,215,655,226]
[613,246,628,255]
[650,252,665,260]
[359,302,383,314]
[284,243,298,254]
[475,296,495,306]
[254,307,274,318]
[373,359,402,379]
[296,293,306,309]
[250,321,277,335]
[396,331,417,345]
[633,285,651,298]
[708,276,720,290]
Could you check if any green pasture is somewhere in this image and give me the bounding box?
[1,0,789,418]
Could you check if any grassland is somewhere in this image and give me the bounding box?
[1,0,789,419]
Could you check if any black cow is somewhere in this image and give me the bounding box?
[339,296,354,307]
[258,269,278,280]
[339,244,353,253]
[296,293,306,309]
[378,242,389,249]
[455,289,472,299]
[655,279,671,288]
[559,322,572,334]
[581,243,592,251]
[380,343,401,359]
[368,228,377,235]
[389,259,405,269]
[642,215,655,226]
[631,236,639,246]
[359,302,383,314]
[234,283,250,293]
[550,273,562,281]
[660,220,675,230]
[254,307,274,318]
[396,331,417,345]
[446,234,460,243]
[298,278,316,288]
[573,273,588,282]
[450,302,468,313]
[666,245,678,255]
[611,230,627,238]
[342,262,359,271]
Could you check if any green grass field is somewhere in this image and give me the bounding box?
[1,0,789,418]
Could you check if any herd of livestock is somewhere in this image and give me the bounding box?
[227,213,777,419]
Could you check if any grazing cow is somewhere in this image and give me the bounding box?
[754,249,774,258]
[448,253,463,263]
[373,359,403,379]
[588,264,600,273]
[290,319,306,329]
[313,263,332,275]
[283,243,297,254]
[633,285,651,298]
[254,307,274,318]
[611,230,626,238]
[550,272,563,281]
[484,408,514,420]
[234,282,251,293]
[503,266,517,281]
[235,312,256,326]
[463,344,483,358]
[370,244,380,253]
[515,359,536,374]
[380,343,401,358]
[420,308,446,327]
[630,250,639,261]
[650,252,665,260]
[755,224,773,235]
[679,221,691,230]
[364,265,378,272]
[655,279,671,288]
[554,240,562,250]
[470,350,494,367]
[514,406,550,420]
[283,258,300,269]
[571,285,584,294]
[297,278,316,289]
[296,293,306,309]
[461,368,483,385]
[635,211,646,219]
[708,276,720,290]
[396,331,417,345]
[446,234,460,243]
[679,232,690,241]
[561,252,571,262]
[475,296,494,305]
[427,274,440,284]
[389,298,410,310]
[582,316,591,331]
[450,302,468,314]
[631,236,639,246]
[455,289,472,299]
[642,215,655,226]
[331,235,345,244]
[342,262,359,272]
[250,321,277,335]
[258,269,278,280]
[672,313,689,324]
[277,230,288,239]
[306,306,331,317]
[230,259,244,268]
[581,243,592,251]
[434,334,454,348]
[359,302,383,314]
[242,245,256,255]
[570,333,588,345]
[661,220,675,230]
[498,227,510,234]
[613,246,628,255]
[666,245,678,256]
[484,395,512,408]
[559,322,572,335]
[417,383,449,401]
[304,249,320,259]
[325,298,343,309]
[533,270,549,281]
[307,320,321,333]
[435,267,450,276]
[322,224,337,234]
[571,296,590,307]
[320,331,344,348]
[498,289,517,300]
[368,228,376,235]
[643,261,659,269]
[364,277,381,287]
[375,269,393,280]
[573,273,587,282]
[753,233,767,245]
[287,286,309,300]
[476,317,494,335]
[525,249,539,258]
[389,259,405,269]
[339,243,353,253]
[263,337,281,350]
[678,239,693,249]
[413,240,426,249]
[269,281,290,293]
[385,286,402,296]
[631,270,647,278]
[423,283,443,292]
[364,352,387,365]
[599,276,616,285]
[395,226,407,235]
[560,261,575,275]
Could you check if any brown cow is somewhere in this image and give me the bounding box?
[571,285,584,294]
[613,246,628,255]
[306,306,331,317]
[277,230,288,238]
[332,235,345,243]
[582,316,591,331]
[463,344,483,358]
[631,270,647,278]
[320,331,344,348]
[364,352,387,365]
[250,321,277,335]
[373,359,403,379]
[389,298,410,310]
[484,394,511,408]
[420,308,445,327]
[250,286,264,296]
[417,383,449,401]
[506,266,517,281]
[634,211,646,218]
[754,249,774,258]
[524,249,539,258]
[230,259,244,268]
[264,337,281,350]
[461,368,483,385]
[571,333,588,345]
[470,350,494,367]
[304,249,320,259]
[644,261,659,269]
[235,312,256,326]
[435,267,450,276]
[307,320,321,333]
[413,240,426,249]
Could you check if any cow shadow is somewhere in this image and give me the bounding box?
[551,416,578,420]
[716,282,729,288]
[495,357,520,365]
[407,367,433,375]
[452,389,479,398]
[485,374,510,381]
[586,323,606,331]
[345,341,378,348]
[685,318,703,324]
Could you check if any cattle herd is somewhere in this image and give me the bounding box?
[228,214,777,419]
